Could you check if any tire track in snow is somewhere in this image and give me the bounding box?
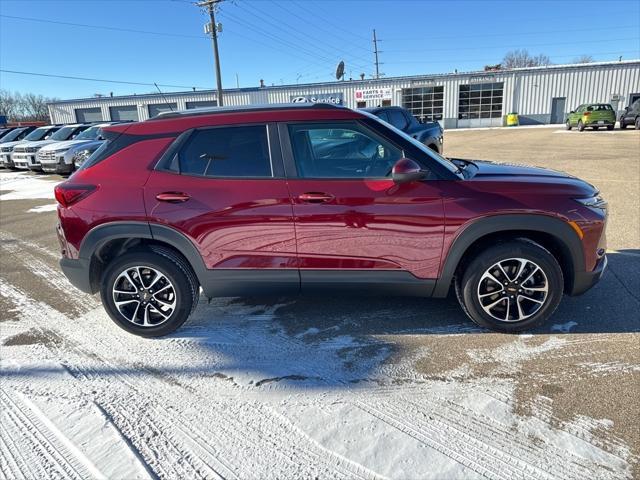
[0,279,384,480]
[0,389,91,480]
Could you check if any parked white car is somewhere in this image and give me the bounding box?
[0,126,38,168]
[12,124,88,171]
[39,123,113,174]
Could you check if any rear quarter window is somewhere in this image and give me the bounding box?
[175,125,272,178]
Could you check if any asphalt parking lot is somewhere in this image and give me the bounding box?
[1,125,639,479]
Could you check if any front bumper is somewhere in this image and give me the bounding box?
[0,153,12,168]
[41,158,73,174]
[12,153,40,170]
[570,254,607,296]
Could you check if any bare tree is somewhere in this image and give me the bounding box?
[502,49,552,68]
[0,90,57,122]
[0,90,20,120]
[573,55,594,64]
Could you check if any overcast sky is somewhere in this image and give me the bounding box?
[1,0,639,99]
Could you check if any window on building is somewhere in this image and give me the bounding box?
[110,105,139,122]
[458,82,503,120]
[178,125,272,178]
[75,107,103,123]
[186,100,218,109]
[288,122,402,179]
[356,101,366,108]
[148,103,178,118]
[401,86,444,122]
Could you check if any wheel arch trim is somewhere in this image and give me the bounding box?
[432,214,584,297]
[78,221,208,287]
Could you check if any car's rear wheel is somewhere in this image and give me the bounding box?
[456,240,563,332]
[636,117,640,130]
[565,120,572,130]
[619,119,627,129]
[578,120,585,131]
[100,250,198,337]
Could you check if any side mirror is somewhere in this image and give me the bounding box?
[392,158,425,183]
[569,110,575,114]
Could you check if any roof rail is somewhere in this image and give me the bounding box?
[148,102,346,120]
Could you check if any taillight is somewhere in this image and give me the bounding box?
[54,183,97,207]
[583,111,591,116]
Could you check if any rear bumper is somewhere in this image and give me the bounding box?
[584,119,615,126]
[60,257,94,294]
[569,254,607,296]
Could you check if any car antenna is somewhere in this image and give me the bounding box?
[154,83,174,112]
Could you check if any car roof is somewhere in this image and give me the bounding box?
[150,102,347,120]
[107,103,364,136]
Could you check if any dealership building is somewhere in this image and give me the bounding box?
[48,59,640,129]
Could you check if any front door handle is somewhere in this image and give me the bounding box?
[298,192,335,203]
[156,192,190,203]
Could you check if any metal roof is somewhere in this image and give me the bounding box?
[48,59,640,106]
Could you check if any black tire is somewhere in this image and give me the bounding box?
[100,250,199,337]
[619,120,627,129]
[565,120,572,131]
[456,239,564,332]
[606,125,614,131]
[636,117,640,130]
[578,120,585,132]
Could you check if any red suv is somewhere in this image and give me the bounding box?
[56,104,607,337]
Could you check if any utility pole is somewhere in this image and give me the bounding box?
[198,0,224,106]
[373,29,380,79]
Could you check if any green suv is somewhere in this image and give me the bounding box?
[566,103,616,131]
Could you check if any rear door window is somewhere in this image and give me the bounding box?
[388,110,409,131]
[178,125,272,178]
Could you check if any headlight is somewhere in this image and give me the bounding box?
[575,195,607,210]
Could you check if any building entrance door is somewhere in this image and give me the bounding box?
[550,97,566,124]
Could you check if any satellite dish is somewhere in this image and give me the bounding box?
[336,61,345,80]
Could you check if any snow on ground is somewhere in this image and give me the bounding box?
[0,171,59,201]
[27,204,57,213]
[1,261,636,479]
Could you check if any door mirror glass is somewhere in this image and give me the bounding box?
[570,110,575,114]
[392,158,425,183]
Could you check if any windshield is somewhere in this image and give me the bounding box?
[24,127,56,141]
[75,126,101,140]
[362,111,459,175]
[50,126,80,141]
[0,128,27,143]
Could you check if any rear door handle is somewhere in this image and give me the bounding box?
[156,192,190,203]
[298,192,335,203]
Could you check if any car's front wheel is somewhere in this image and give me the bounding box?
[456,240,563,332]
[100,250,199,337]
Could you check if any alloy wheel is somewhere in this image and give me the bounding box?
[477,257,548,322]
[112,266,176,327]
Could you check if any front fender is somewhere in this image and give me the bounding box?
[432,214,584,297]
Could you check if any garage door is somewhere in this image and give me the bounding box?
[110,105,139,122]
[148,103,177,118]
[75,107,103,123]
[186,100,217,109]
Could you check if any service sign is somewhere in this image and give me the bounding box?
[290,93,344,105]
[355,88,393,102]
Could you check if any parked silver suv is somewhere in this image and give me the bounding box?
[39,123,113,174]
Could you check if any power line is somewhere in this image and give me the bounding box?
[0,14,206,39]
[0,69,208,90]
[384,37,640,54]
